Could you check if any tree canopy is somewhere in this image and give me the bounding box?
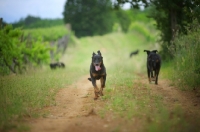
[114,0,200,59]
[63,0,115,38]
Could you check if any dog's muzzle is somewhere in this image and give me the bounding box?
[94,63,101,71]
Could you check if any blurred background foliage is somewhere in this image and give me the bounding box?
[1,0,200,89]
[0,0,200,130]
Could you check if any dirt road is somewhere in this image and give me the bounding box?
[27,74,200,132]
[28,75,131,132]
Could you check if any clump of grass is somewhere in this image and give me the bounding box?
[147,106,200,132]
[170,20,200,90]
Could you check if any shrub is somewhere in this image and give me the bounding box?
[171,20,200,90]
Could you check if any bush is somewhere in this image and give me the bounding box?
[0,24,52,74]
[171,20,200,90]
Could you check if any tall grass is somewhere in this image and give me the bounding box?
[170,20,200,90]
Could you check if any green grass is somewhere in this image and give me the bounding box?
[1,21,199,131]
[24,25,70,41]
[0,67,84,130]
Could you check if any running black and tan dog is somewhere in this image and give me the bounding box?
[88,50,107,100]
[144,50,161,84]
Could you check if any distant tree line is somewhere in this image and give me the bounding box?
[63,0,200,59]
[12,15,64,29]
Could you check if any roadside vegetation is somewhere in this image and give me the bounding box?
[0,2,200,131]
[170,20,200,90]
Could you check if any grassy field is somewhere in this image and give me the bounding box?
[1,23,199,131]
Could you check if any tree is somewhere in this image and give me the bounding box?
[114,0,200,59]
[63,0,115,38]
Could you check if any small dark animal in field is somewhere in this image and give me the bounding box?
[50,62,65,69]
[144,50,161,84]
[88,50,107,100]
[130,49,139,58]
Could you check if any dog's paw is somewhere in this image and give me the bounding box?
[94,97,98,100]
[94,88,99,93]
[99,91,104,96]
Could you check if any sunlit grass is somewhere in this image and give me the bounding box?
[0,67,84,130]
[2,22,198,132]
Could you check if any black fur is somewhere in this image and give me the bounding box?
[144,50,161,84]
[88,50,107,100]
[130,49,139,58]
[50,62,65,69]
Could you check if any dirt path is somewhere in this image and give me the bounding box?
[28,75,94,132]
[27,74,200,132]
[136,73,200,118]
[28,75,130,132]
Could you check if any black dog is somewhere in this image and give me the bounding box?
[144,50,161,84]
[130,49,139,58]
[88,50,106,100]
[50,62,65,69]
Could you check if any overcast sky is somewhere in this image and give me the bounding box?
[0,0,130,23]
[0,0,66,23]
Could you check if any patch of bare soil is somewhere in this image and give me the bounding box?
[26,74,200,132]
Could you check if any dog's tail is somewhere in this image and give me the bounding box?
[88,78,92,81]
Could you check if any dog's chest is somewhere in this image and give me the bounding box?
[92,72,105,80]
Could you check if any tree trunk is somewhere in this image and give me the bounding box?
[3,59,16,73]
[170,9,177,42]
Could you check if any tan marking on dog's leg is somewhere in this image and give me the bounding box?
[93,83,99,92]
[149,77,152,83]
[99,78,104,96]
[94,91,99,100]
[94,86,99,100]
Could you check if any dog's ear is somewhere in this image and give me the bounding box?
[92,52,96,56]
[152,50,158,53]
[97,50,101,56]
[144,50,150,55]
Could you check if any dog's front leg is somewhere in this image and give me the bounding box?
[100,75,106,96]
[155,69,160,85]
[147,69,151,83]
[91,78,99,100]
